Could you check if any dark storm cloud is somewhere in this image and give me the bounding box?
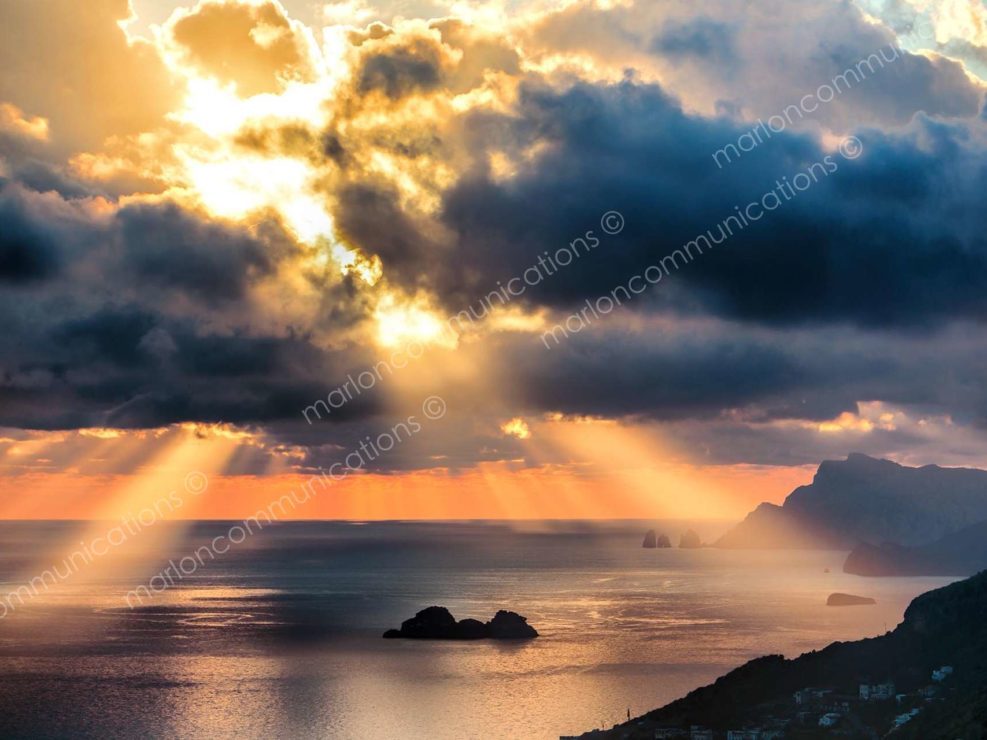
[486,318,987,467]
[0,189,62,282]
[54,308,159,368]
[495,322,882,422]
[651,18,737,65]
[343,78,987,329]
[249,317,987,473]
[334,183,436,283]
[117,203,289,303]
[1,301,383,430]
[0,181,297,307]
[0,183,377,431]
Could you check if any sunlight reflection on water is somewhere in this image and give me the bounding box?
[0,520,958,739]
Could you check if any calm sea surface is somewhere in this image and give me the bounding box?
[0,520,958,739]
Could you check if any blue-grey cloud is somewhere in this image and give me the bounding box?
[651,18,737,66]
[344,79,987,329]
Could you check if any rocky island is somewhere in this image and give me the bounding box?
[679,529,702,548]
[642,530,672,548]
[383,606,538,640]
[826,592,876,606]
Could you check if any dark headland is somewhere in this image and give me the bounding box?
[844,519,987,577]
[715,454,987,554]
[711,453,987,576]
[576,569,987,738]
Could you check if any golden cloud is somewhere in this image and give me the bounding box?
[166,0,318,96]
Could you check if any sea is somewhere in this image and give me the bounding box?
[0,520,958,739]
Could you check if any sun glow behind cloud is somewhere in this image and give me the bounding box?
[124,0,532,343]
[137,4,396,300]
[374,293,456,348]
[500,417,531,439]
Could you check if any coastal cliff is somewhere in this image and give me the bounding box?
[578,570,987,738]
[716,454,987,549]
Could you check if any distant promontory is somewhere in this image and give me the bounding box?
[716,454,987,550]
[843,519,987,576]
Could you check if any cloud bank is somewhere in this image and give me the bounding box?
[2,0,987,476]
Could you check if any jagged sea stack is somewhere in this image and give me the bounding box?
[642,529,657,548]
[679,529,702,548]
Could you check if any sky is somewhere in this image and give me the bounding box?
[1,0,987,520]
